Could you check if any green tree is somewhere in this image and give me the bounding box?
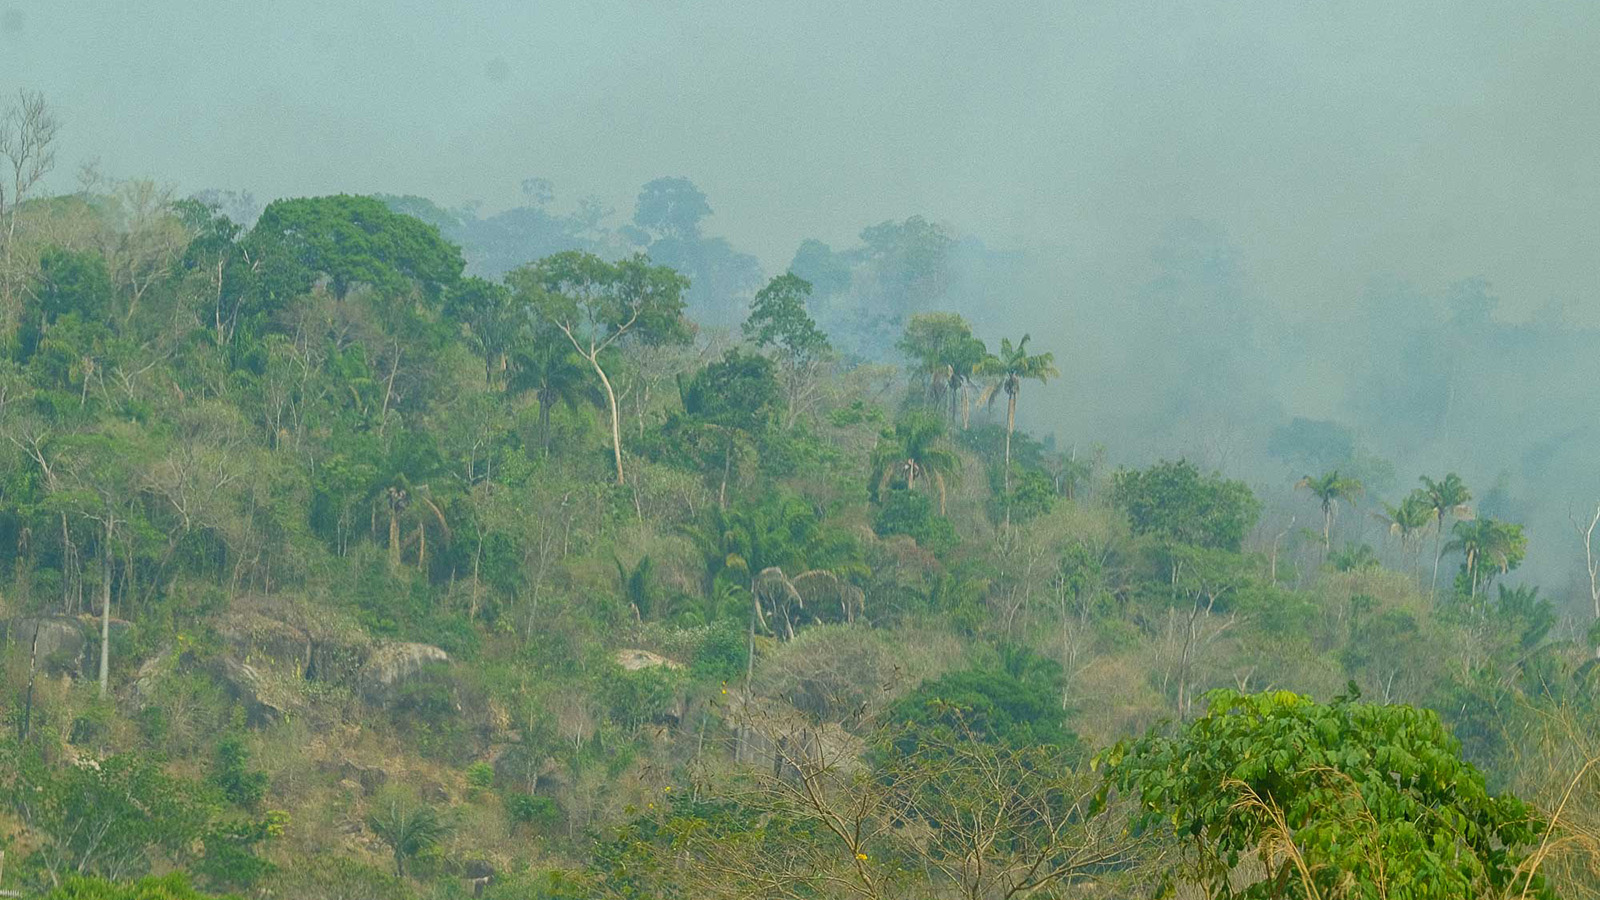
[743,272,832,428]
[870,411,960,516]
[1295,469,1364,552]
[678,348,780,507]
[506,332,600,456]
[897,312,988,428]
[1446,517,1527,601]
[34,246,113,329]
[976,334,1058,495]
[1373,489,1434,574]
[246,195,464,302]
[1420,473,1474,594]
[4,748,211,887]
[443,276,521,386]
[1103,689,1551,899]
[509,251,689,484]
[1110,460,1261,552]
[883,662,1078,752]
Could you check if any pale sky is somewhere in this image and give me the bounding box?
[2,0,1597,321]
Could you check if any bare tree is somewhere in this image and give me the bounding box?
[0,90,61,327]
[1575,502,1600,656]
[0,89,59,232]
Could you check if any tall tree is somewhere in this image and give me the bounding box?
[1374,488,1434,572]
[743,273,832,428]
[1446,517,1526,601]
[678,348,780,507]
[1295,470,1364,552]
[897,312,988,428]
[870,411,961,516]
[443,276,521,386]
[0,90,60,333]
[1419,473,1473,594]
[509,251,689,484]
[977,335,1058,494]
[245,194,464,303]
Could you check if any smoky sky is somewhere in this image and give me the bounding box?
[2,0,1597,325]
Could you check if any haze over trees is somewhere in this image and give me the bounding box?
[1,84,1599,900]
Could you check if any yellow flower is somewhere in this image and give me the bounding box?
[663,785,672,792]
[855,853,869,861]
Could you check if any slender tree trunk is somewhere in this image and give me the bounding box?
[378,341,401,437]
[538,394,553,456]
[590,358,625,485]
[388,506,402,573]
[1431,520,1445,594]
[99,520,113,699]
[719,441,731,510]
[417,523,426,572]
[20,622,39,740]
[1004,391,1016,493]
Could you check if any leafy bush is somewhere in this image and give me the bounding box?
[1103,688,1551,899]
[872,489,957,551]
[506,793,563,831]
[210,735,268,810]
[42,873,235,900]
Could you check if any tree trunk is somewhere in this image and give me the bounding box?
[591,358,625,485]
[388,506,402,573]
[378,341,401,437]
[416,522,426,572]
[99,521,112,699]
[719,440,731,510]
[538,393,553,456]
[1431,520,1445,594]
[20,622,39,740]
[1004,391,1016,493]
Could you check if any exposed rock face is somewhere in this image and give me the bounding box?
[322,758,389,795]
[215,611,313,675]
[614,648,682,671]
[208,656,289,725]
[7,616,89,676]
[360,642,451,698]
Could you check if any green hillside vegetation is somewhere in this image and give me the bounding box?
[0,130,1598,896]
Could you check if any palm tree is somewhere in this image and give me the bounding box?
[681,495,868,693]
[367,792,447,877]
[897,313,988,428]
[507,336,602,456]
[1373,489,1433,572]
[1445,517,1523,601]
[1296,470,1364,553]
[870,411,961,515]
[976,335,1059,494]
[1419,473,1473,594]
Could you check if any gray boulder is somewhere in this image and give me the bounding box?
[7,616,89,676]
[361,641,450,692]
